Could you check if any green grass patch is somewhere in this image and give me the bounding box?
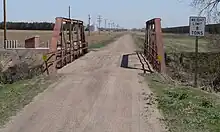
[88,43,105,49]
[147,73,220,132]
[0,75,58,127]
[164,34,209,53]
[88,34,123,49]
[132,33,210,53]
[131,33,145,50]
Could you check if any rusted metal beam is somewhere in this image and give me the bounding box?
[144,18,166,73]
[154,18,166,73]
[42,17,88,74]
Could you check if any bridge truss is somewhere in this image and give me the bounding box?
[144,18,166,73]
[43,17,88,74]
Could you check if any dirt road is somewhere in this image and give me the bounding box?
[1,34,165,132]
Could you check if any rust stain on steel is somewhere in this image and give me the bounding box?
[42,17,88,74]
[144,18,166,73]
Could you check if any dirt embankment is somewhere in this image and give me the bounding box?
[166,52,220,92]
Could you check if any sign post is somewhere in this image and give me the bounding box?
[3,0,7,49]
[189,16,206,87]
[42,55,49,75]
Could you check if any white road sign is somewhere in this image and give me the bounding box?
[189,16,206,36]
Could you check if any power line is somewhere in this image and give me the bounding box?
[88,14,91,36]
[97,15,102,34]
[111,22,114,31]
[108,22,111,34]
[104,19,107,30]
[116,24,119,31]
[68,6,71,43]
[68,6,71,19]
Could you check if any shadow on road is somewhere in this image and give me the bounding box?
[120,53,152,73]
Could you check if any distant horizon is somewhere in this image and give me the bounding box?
[0,0,205,29]
[3,17,216,29]
[0,21,218,29]
[1,19,206,28]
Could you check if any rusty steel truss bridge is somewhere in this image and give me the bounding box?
[39,17,165,74]
[144,18,166,73]
[42,17,88,74]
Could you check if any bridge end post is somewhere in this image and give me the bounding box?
[154,18,166,73]
[145,18,166,73]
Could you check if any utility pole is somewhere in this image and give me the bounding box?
[112,22,114,32]
[97,15,102,34]
[108,22,111,34]
[88,14,91,36]
[68,6,71,18]
[116,24,119,32]
[3,0,7,49]
[68,6,71,43]
[194,36,199,88]
[104,19,107,31]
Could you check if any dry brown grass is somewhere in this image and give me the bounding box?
[86,32,123,45]
[0,30,120,46]
[0,30,52,46]
[0,30,124,84]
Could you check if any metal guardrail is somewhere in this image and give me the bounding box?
[4,40,18,49]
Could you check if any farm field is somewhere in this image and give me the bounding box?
[133,31,212,52]
[163,33,210,52]
[0,30,123,47]
[0,30,124,69]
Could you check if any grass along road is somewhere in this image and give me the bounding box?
[0,75,60,127]
[88,33,124,49]
[163,33,209,53]
[132,33,220,131]
[146,74,220,132]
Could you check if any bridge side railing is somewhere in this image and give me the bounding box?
[41,17,88,75]
[144,18,166,73]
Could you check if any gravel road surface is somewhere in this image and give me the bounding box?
[1,34,166,132]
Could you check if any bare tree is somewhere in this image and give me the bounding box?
[191,0,220,22]
[189,0,220,93]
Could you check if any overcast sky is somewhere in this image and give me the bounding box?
[0,0,201,28]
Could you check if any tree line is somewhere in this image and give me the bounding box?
[162,24,220,34]
[0,22,128,31]
[0,21,55,30]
